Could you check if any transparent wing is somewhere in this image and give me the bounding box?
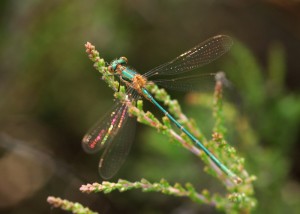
[82,102,129,154]
[99,113,136,179]
[145,35,233,78]
[153,73,216,92]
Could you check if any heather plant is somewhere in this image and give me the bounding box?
[48,41,256,213]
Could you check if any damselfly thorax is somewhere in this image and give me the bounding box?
[108,56,148,95]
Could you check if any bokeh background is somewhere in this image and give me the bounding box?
[1,0,300,213]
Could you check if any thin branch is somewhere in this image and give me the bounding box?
[47,196,98,214]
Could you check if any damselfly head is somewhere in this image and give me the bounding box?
[108,57,128,74]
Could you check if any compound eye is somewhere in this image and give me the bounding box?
[120,56,128,65]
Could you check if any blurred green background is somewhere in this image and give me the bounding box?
[1,0,300,213]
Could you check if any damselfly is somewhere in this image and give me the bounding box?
[83,35,238,181]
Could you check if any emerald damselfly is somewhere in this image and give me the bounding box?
[82,35,240,182]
